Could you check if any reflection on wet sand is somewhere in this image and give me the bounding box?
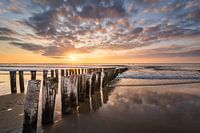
[1,77,200,133]
[61,79,114,115]
[42,79,115,133]
[42,79,200,133]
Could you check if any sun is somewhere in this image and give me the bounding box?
[68,54,78,62]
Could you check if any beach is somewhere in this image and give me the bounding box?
[0,94,24,133]
[0,80,200,133]
[0,64,200,133]
[0,0,200,132]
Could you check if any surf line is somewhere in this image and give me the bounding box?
[111,81,200,87]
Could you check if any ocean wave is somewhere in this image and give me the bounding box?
[133,65,200,72]
[118,71,200,79]
[114,81,200,87]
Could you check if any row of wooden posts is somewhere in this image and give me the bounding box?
[11,67,128,133]
[10,70,37,93]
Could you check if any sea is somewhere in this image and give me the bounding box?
[0,63,200,133]
[0,63,200,95]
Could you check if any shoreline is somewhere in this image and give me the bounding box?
[41,80,200,133]
[0,79,200,133]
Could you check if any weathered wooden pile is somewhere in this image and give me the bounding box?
[8,67,128,133]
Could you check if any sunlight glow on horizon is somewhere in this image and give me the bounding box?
[67,54,79,62]
[0,0,200,63]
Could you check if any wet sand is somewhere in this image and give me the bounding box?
[0,94,24,133]
[41,79,200,133]
[1,79,200,133]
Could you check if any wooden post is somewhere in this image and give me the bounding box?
[91,91,102,111]
[19,71,24,93]
[69,69,73,75]
[79,68,82,75]
[95,72,101,90]
[91,73,96,94]
[61,77,72,114]
[23,80,41,133]
[73,69,76,75]
[55,69,58,82]
[85,74,91,98]
[86,68,89,74]
[83,68,86,74]
[111,68,115,80]
[66,69,69,76]
[31,71,36,80]
[77,75,86,102]
[82,68,84,74]
[88,68,92,74]
[10,71,17,93]
[42,77,57,124]
[114,68,118,78]
[75,68,77,75]
[71,75,78,107]
[61,69,64,77]
[61,76,78,114]
[102,72,106,87]
[77,68,79,75]
[51,70,54,77]
[43,70,48,86]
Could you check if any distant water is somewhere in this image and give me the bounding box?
[118,63,200,79]
[0,63,200,96]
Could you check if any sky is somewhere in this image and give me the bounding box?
[0,0,200,63]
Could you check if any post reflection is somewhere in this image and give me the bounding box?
[59,69,115,115]
[77,83,112,114]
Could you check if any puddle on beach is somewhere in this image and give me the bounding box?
[0,72,200,133]
[38,79,200,133]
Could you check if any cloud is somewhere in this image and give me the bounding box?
[108,86,200,114]
[10,41,93,58]
[186,9,200,22]
[10,42,44,51]
[132,27,143,34]
[0,27,21,41]
[76,1,127,18]
[7,5,25,14]
[0,36,20,41]
[0,27,17,35]
[125,44,200,58]
[0,0,200,59]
